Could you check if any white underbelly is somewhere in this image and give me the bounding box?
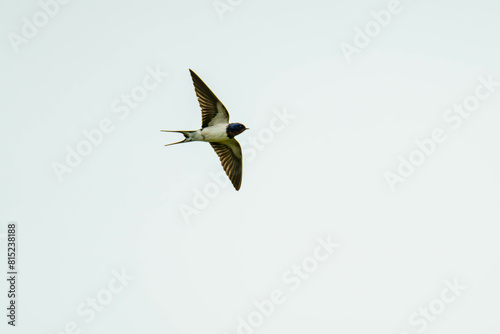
[195,124,228,142]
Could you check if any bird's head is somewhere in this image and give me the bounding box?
[227,123,248,138]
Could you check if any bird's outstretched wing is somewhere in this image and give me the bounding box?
[210,140,242,191]
[189,69,230,128]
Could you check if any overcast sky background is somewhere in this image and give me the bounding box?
[1,0,500,333]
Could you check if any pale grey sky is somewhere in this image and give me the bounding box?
[1,0,500,333]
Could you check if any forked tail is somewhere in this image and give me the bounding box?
[161,130,196,146]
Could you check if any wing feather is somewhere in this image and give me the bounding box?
[210,140,242,190]
[190,69,230,128]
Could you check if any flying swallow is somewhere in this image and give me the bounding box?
[162,69,248,191]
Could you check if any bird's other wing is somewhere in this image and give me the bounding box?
[210,139,242,191]
[189,69,230,128]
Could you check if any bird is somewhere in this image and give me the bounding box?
[162,69,248,191]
